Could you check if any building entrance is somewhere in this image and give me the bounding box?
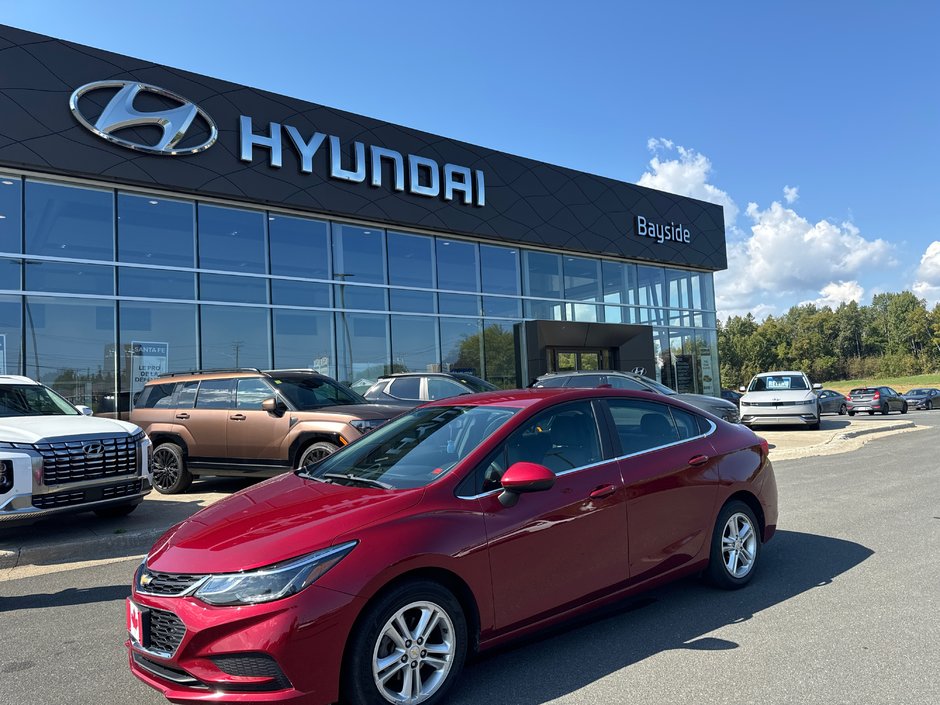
[549,348,611,373]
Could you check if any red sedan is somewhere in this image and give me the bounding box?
[127,388,777,705]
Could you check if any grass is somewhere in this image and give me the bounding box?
[820,373,940,395]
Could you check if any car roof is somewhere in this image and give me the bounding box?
[147,368,336,384]
[753,370,807,377]
[377,372,465,379]
[0,375,40,386]
[421,386,700,412]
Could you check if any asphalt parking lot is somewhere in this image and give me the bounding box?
[1,410,937,705]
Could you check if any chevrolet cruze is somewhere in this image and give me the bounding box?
[127,388,777,705]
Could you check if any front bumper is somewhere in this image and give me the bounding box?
[127,584,365,705]
[740,412,818,427]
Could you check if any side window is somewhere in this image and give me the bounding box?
[565,374,606,388]
[608,376,649,391]
[477,401,601,493]
[606,398,680,455]
[669,406,702,440]
[535,376,568,388]
[137,383,175,409]
[427,377,468,400]
[175,381,198,409]
[195,378,234,409]
[236,378,275,410]
[388,377,421,400]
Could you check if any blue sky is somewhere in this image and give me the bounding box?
[4,1,939,318]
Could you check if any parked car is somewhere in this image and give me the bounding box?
[363,372,498,407]
[126,387,777,705]
[846,387,907,416]
[0,375,152,526]
[721,388,743,406]
[816,389,848,415]
[738,370,822,429]
[130,369,410,494]
[532,370,740,423]
[901,387,940,410]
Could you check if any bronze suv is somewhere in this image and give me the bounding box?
[130,369,408,493]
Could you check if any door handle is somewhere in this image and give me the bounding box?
[230,413,246,421]
[589,484,617,499]
[174,413,190,420]
[688,454,710,467]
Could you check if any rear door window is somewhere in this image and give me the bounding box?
[136,383,176,408]
[606,399,680,455]
[195,378,234,409]
[669,406,703,440]
[175,381,198,408]
[427,377,468,400]
[388,377,421,400]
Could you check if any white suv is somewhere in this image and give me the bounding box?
[738,370,822,430]
[0,375,153,526]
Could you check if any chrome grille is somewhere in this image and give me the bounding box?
[138,569,206,596]
[149,608,186,654]
[35,435,140,485]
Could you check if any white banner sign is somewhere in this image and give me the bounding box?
[131,341,169,395]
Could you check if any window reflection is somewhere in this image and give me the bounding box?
[26,261,113,295]
[1,258,21,291]
[390,289,435,314]
[436,239,478,292]
[391,315,438,372]
[523,250,562,299]
[335,285,386,311]
[483,320,518,389]
[439,293,480,316]
[0,176,22,254]
[388,231,434,288]
[25,181,113,261]
[482,296,521,318]
[200,305,270,369]
[269,215,329,279]
[336,312,389,392]
[333,225,385,285]
[200,273,267,304]
[563,256,601,303]
[636,265,665,308]
[271,279,330,308]
[119,301,198,400]
[440,317,482,377]
[480,245,520,295]
[273,309,333,375]
[119,268,194,299]
[602,261,637,306]
[198,204,266,273]
[118,194,194,267]
[0,294,22,375]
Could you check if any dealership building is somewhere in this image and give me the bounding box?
[0,25,727,410]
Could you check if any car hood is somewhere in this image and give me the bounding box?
[674,393,736,410]
[146,473,423,574]
[741,390,816,403]
[0,415,139,443]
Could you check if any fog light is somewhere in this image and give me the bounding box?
[0,459,13,494]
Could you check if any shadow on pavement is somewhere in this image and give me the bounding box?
[0,584,129,612]
[450,529,872,704]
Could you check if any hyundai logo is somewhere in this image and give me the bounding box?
[69,80,218,156]
[83,443,105,459]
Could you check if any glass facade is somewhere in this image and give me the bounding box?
[0,173,721,409]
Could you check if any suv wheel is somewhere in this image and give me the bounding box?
[298,441,339,468]
[152,442,193,494]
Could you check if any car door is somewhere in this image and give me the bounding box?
[603,398,720,581]
[468,400,628,630]
[226,378,292,468]
[887,388,903,411]
[181,378,233,462]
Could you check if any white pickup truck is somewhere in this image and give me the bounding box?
[0,375,153,526]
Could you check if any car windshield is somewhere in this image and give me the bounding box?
[269,375,365,409]
[454,374,498,393]
[298,405,519,489]
[748,375,808,392]
[0,384,80,417]
[907,389,929,395]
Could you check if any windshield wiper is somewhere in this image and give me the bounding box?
[320,472,394,490]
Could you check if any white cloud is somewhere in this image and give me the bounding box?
[799,281,865,308]
[783,185,799,204]
[911,241,940,306]
[638,139,739,228]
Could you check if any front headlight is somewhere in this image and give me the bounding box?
[194,541,357,606]
[350,418,386,435]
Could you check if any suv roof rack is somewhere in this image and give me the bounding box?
[157,367,264,378]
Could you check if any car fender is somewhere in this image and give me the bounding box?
[143,424,194,457]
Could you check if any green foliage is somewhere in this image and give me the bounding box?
[719,291,940,385]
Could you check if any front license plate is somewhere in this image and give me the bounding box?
[126,598,149,645]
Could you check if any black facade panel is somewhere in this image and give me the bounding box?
[0,24,726,270]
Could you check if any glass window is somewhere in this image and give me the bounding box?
[608,375,649,391]
[666,268,693,309]
[199,273,267,304]
[636,265,665,307]
[236,378,275,409]
[336,284,386,311]
[0,294,22,375]
[441,318,482,377]
[1,258,21,291]
[388,231,434,288]
[198,204,266,274]
[24,297,116,411]
[480,245,520,295]
[565,303,600,322]
[25,181,113,261]
[176,381,198,408]
[603,261,637,306]
[268,215,329,279]
[535,376,568,388]
[26,261,113,295]
[332,224,385,285]
[523,250,562,299]
[390,289,435,314]
[119,268,195,299]
[200,305,270,369]
[483,296,521,318]
[606,398,680,455]
[563,256,601,303]
[195,378,234,409]
[0,176,22,254]
[270,279,331,308]
[119,301,197,397]
[670,407,702,440]
[439,293,480,317]
[118,193,194,267]
[436,239,478,292]
[389,376,421,400]
[391,315,438,373]
[524,299,564,320]
[483,320,518,389]
[272,309,333,375]
[428,377,467,400]
[603,306,636,324]
[136,383,176,409]
[271,374,363,408]
[336,312,389,393]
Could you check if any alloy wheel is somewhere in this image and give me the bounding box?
[721,512,758,579]
[152,447,181,489]
[372,600,456,704]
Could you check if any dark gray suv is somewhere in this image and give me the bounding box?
[533,370,740,423]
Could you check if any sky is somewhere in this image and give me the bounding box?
[4,1,939,321]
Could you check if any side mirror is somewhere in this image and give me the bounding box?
[75,405,94,416]
[812,383,822,390]
[261,397,287,415]
[498,462,555,508]
[738,386,746,393]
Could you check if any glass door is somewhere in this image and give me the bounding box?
[549,348,609,372]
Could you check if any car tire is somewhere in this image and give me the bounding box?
[808,415,820,430]
[297,441,339,468]
[927,400,933,411]
[151,442,193,494]
[881,403,889,415]
[868,410,875,415]
[901,402,908,414]
[342,580,468,705]
[706,500,761,590]
[839,403,847,415]
[93,503,138,519]
[848,410,855,416]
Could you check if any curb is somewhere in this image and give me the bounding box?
[837,421,916,440]
[0,526,165,570]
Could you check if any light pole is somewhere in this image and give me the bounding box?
[335,273,354,384]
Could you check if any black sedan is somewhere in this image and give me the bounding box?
[901,387,940,410]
